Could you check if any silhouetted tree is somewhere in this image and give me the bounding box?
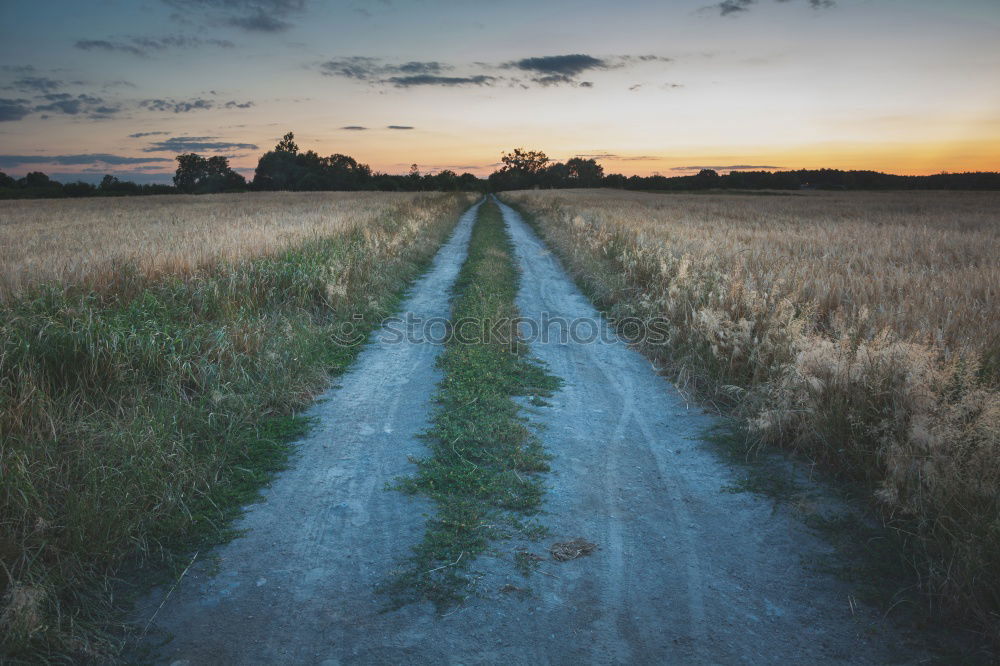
[174,153,246,193]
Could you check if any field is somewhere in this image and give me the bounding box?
[0,191,475,659]
[502,188,1000,641]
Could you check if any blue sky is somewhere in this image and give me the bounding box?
[1,0,998,182]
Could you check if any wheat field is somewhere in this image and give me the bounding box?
[503,188,1000,640]
[0,191,474,659]
[0,191,460,297]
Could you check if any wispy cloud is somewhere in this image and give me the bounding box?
[385,74,495,88]
[139,98,252,113]
[75,35,234,58]
[340,125,367,130]
[387,125,414,130]
[320,53,673,89]
[0,153,172,168]
[670,164,782,170]
[163,0,308,32]
[143,136,260,152]
[128,131,171,138]
[707,0,834,16]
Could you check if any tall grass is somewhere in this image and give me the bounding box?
[502,188,1000,644]
[0,191,475,661]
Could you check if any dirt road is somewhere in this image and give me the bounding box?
[139,198,928,664]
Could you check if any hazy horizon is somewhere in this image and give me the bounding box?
[2,0,998,183]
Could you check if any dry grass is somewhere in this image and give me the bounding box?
[0,191,444,297]
[503,188,999,643]
[0,191,475,661]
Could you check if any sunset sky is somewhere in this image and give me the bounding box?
[1,0,998,183]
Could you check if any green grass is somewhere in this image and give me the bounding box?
[0,194,470,663]
[383,200,559,609]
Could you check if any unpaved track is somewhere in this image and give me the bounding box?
[139,198,927,664]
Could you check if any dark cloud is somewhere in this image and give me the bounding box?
[510,54,606,76]
[670,164,782,171]
[75,35,233,57]
[387,125,413,130]
[34,93,119,118]
[319,57,450,81]
[7,76,64,93]
[714,0,754,14]
[320,53,670,89]
[385,74,495,88]
[129,131,171,138]
[0,98,33,122]
[139,98,249,113]
[0,154,172,168]
[507,54,609,86]
[75,40,146,57]
[141,98,211,113]
[709,0,833,15]
[163,0,307,32]
[341,125,367,130]
[143,136,260,152]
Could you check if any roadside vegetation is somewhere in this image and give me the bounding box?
[0,191,475,662]
[385,200,559,609]
[501,188,1000,646]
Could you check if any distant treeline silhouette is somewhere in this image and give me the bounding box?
[2,136,998,199]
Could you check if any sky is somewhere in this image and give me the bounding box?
[1,0,998,183]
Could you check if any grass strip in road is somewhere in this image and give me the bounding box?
[385,200,559,610]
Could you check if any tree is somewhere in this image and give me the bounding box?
[275,131,298,154]
[174,153,246,193]
[500,148,549,175]
[0,171,15,188]
[566,157,604,186]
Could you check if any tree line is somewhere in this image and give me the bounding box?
[2,137,998,199]
[486,148,1000,192]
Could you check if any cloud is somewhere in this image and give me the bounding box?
[75,39,146,57]
[670,164,782,171]
[33,93,120,118]
[387,125,413,130]
[319,57,450,81]
[384,74,495,88]
[129,131,171,138]
[0,98,33,122]
[0,154,173,168]
[708,0,833,15]
[574,153,661,161]
[506,54,609,86]
[510,54,606,76]
[320,53,672,89]
[139,98,254,113]
[340,125,367,130]
[163,0,308,32]
[7,76,64,93]
[75,35,234,57]
[143,136,260,152]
